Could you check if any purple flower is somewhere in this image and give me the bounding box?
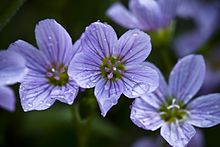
[174,0,219,57]
[68,21,159,116]
[130,55,220,146]
[0,50,27,111]
[106,0,181,31]
[8,19,80,111]
[132,129,204,147]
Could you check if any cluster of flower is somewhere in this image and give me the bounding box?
[0,0,219,147]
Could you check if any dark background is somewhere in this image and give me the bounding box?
[0,0,220,146]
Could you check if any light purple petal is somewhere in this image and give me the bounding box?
[0,50,27,85]
[35,19,74,65]
[169,55,205,104]
[118,29,151,65]
[129,0,163,30]
[174,1,218,57]
[18,69,54,111]
[145,62,170,100]
[19,74,56,111]
[106,2,143,29]
[49,79,79,105]
[187,93,220,128]
[9,40,49,73]
[158,0,180,25]
[72,35,83,53]
[130,97,163,131]
[82,21,117,58]
[0,86,15,112]
[68,53,102,88]
[94,78,124,117]
[188,129,204,147]
[160,122,196,147]
[123,63,159,98]
[132,136,160,147]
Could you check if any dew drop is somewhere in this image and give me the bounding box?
[46,103,51,106]
[131,83,149,96]
[28,103,33,107]
[48,36,52,40]
[133,33,138,37]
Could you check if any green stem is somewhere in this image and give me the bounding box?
[71,98,96,147]
[0,0,26,31]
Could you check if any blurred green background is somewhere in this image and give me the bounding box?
[0,0,220,146]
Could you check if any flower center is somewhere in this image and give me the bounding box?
[100,56,125,81]
[159,98,187,123]
[46,64,69,86]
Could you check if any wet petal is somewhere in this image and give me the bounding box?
[0,50,27,85]
[187,94,220,128]
[144,62,170,100]
[118,29,151,65]
[35,19,74,65]
[129,0,162,30]
[160,122,196,147]
[169,55,205,104]
[106,2,143,29]
[68,53,102,88]
[82,21,117,58]
[19,73,56,111]
[123,63,159,98]
[49,79,79,105]
[130,97,163,131]
[9,40,49,73]
[0,86,15,112]
[94,78,124,117]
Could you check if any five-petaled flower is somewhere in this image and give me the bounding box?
[9,19,80,111]
[106,0,181,31]
[130,55,220,147]
[68,21,159,117]
[0,50,27,111]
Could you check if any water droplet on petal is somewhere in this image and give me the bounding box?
[48,36,52,40]
[133,33,138,37]
[46,103,51,106]
[131,83,149,96]
[28,103,33,107]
